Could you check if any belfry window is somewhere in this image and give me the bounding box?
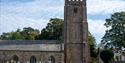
[74,8,78,13]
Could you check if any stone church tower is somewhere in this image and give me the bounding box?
[64,0,90,63]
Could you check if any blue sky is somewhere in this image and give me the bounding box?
[0,0,125,44]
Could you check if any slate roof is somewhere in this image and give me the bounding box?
[0,40,61,45]
[0,40,64,51]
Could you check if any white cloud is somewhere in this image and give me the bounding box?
[1,0,64,18]
[2,0,124,19]
[88,19,106,34]
[87,0,125,15]
[0,0,64,34]
[88,19,106,44]
[0,14,49,34]
[87,0,125,44]
[0,0,124,44]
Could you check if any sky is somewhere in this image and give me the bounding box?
[0,0,125,44]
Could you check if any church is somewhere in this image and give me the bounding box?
[0,0,90,63]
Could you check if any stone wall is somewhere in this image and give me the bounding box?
[0,50,64,63]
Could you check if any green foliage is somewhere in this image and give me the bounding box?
[101,12,125,49]
[88,33,97,57]
[11,32,24,40]
[36,18,64,40]
[100,49,114,63]
[21,27,40,40]
[122,52,125,56]
[88,33,97,63]
[0,27,40,40]
[0,32,12,40]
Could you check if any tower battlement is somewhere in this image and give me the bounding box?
[66,0,84,2]
[65,0,86,5]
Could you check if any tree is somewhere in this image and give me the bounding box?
[88,33,97,63]
[100,49,114,63]
[101,12,125,50]
[89,32,98,63]
[88,32,97,57]
[21,27,40,40]
[122,52,125,56]
[0,32,12,40]
[0,27,40,40]
[11,32,24,40]
[36,18,64,40]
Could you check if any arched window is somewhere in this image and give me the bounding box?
[30,56,37,63]
[48,56,55,63]
[12,55,19,63]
